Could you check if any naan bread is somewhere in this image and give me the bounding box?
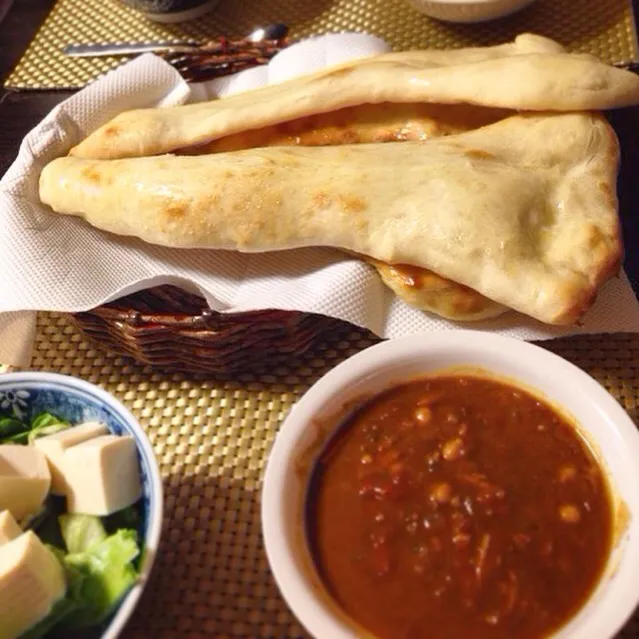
[362,258,507,321]
[69,34,639,161]
[189,101,510,321]
[39,112,622,326]
[185,102,512,154]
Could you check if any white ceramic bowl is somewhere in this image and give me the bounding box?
[404,0,537,23]
[262,331,639,639]
[0,371,163,639]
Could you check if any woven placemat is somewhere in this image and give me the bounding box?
[4,0,639,89]
[27,311,639,637]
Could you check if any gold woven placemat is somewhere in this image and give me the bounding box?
[28,311,639,637]
[5,0,639,89]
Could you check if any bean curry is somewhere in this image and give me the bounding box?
[307,375,613,639]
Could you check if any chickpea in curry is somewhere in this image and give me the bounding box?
[307,375,613,639]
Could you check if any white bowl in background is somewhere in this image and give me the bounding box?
[262,331,639,639]
[404,0,537,23]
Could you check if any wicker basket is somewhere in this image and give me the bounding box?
[59,37,362,376]
[69,286,349,374]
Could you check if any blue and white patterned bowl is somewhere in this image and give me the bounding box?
[0,371,163,639]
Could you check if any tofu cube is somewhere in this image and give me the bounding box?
[0,445,51,521]
[0,510,21,545]
[0,531,66,639]
[65,435,143,516]
[34,420,108,495]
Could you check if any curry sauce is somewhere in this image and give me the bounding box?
[307,375,613,639]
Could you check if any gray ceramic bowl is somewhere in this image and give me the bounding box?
[120,0,221,23]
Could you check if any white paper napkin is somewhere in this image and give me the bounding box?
[1,32,638,370]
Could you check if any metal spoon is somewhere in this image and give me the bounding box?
[614,60,639,74]
[63,23,289,58]
[245,23,288,44]
[165,24,289,82]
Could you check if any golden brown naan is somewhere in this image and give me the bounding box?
[69,34,639,161]
[183,102,512,154]
[39,112,622,326]
[363,259,507,321]
[184,101,511,321]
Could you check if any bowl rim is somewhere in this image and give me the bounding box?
[407,0,534,6]
[0,370,163,639]
[262,330,639,639]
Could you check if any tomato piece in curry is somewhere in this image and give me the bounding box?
[307,375,613,639]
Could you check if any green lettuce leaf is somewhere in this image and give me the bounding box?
[58,528,140,629]
[27,423,71,444]
[23,526,141,636]
[0,411,70,445]
[59,514,108,554]
[31,413,64,430]
[28,413,71,444]
[103,505,145,569]
[0,416,28,442]
[3,430,30,444]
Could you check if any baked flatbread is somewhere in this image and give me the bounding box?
[188,101,510,321]
[39,111,622,326]
[69,34,639,161]
[184,102,512,154]
[186,100,511,320]
[363,259,507,321]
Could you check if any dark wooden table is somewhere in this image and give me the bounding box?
[2,0,639,296]
[0,0,65,174]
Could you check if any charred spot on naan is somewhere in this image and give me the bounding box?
[175,102,513,155]
[309,191,368,215]
[102,125,121,138]
[165,201,188,219]
[337,194,367,213]
[465,149,498,161]
[80,166,114,187]
[598,180,614,199]
[81,166,102,183]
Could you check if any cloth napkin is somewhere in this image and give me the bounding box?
[1,33,638,368]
